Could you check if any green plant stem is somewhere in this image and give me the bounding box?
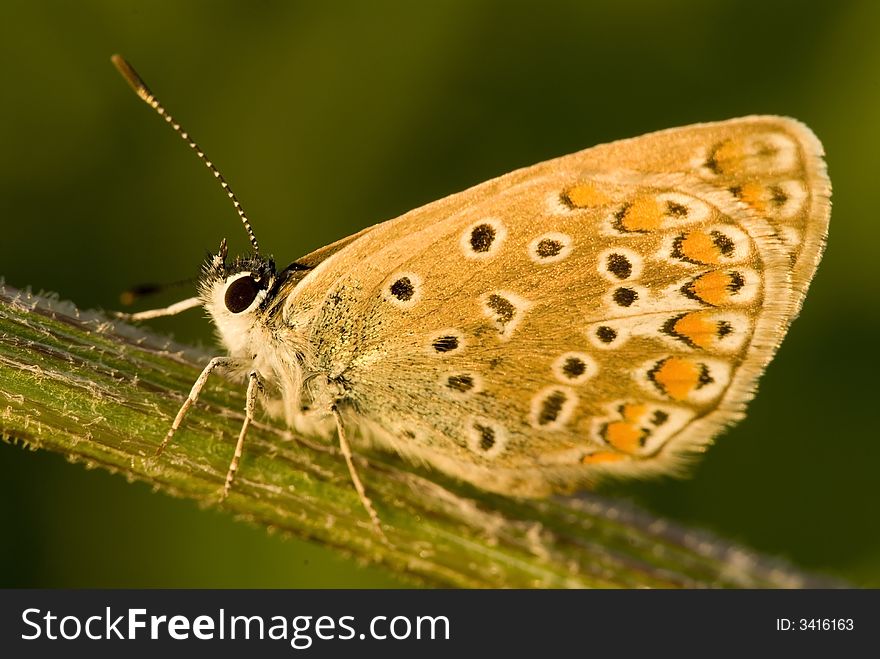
[0,283,829,588]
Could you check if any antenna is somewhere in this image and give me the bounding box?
[111,54,261,254]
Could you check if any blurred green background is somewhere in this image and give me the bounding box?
[1,0,878,588]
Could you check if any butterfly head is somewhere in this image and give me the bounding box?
[199,239,279,349]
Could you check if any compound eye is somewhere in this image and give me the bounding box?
[224,275,260,313]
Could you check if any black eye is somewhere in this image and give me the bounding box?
[224,275,260,313]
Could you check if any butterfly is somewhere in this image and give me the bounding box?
[112,56,830,534]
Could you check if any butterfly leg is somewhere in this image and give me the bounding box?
[157,356,240,457]
[332,406,387,541]
[221,370,263,501]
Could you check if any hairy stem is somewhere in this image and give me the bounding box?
[0,283,829,588]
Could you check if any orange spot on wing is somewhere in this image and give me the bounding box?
[620,196,663,232]
[564,183,611,208]
[604,420,644,454]
[690,270,732,306]
[620,403,647,424]
[735,181,767,213]
[679,230,720,264]
[582,451,626,465]
[710,140,743,174]
[651,357,700,401]
[673,312,716,349]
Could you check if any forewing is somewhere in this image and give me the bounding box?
[288,116,829,496]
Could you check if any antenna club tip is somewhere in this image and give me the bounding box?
[111,54,149,95]
[110,53,132,75]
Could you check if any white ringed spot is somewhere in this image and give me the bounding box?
[428,329,466,356]
[655,192,712,225]
[658,310,751,353]
[677,267,761,307]
[636,356,731,404]
[597,247,643,282]
[460,218,507,259]
[480,291,533,340]
[591,401,695,456]
[586,321,630,350]
[442,371,483,397]
[529,385,578,430]
[657,224,752,267]
[528,232,573,264]
[551,352,597,385]
[730,179,808,220]
[702,132,799,177]
[381,271,423,309]
[605,284,649,311]
[465,417,508,459]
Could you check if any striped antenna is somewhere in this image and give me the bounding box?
[111,54,260,254]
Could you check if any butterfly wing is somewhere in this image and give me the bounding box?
[285,116,830,496]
